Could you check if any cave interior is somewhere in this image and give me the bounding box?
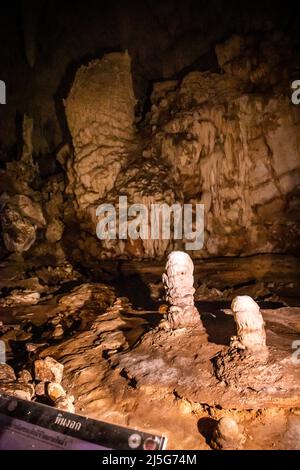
[0,0,300,450]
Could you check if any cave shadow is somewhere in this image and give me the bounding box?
[196,301,236,346]
[112,263,160,312]
[107,262,163,346]
[197,417,217,447]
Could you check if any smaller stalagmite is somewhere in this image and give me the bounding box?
[230,295,268,355]
[162,251,203,329]
[210,417,245,450]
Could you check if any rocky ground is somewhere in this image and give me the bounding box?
[0,255,299,450]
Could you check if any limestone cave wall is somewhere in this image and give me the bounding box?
[0,1,300,263]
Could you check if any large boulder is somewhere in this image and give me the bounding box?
[1,194,46,252]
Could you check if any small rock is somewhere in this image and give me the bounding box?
[49,316,63,326]
[45,219,64,243]
[35,382,46,396]
[0,364,16,382]
[54,395,75,413]
[5,291,40,306]
[0,382,34,401]
[34,356,64,383]
[158,304,168,314]
[16,330,33,342]
[46,382,66,401]
[26,342,47,352]
[52,324,64,338]
[0,330,17,342]
[210,417,245,450]
[17,369,32,383]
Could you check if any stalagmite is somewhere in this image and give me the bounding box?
[162,251,203,329]
[230,295,268,355]
[210,417,245,450]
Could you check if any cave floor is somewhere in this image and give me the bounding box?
[0,253,300,449]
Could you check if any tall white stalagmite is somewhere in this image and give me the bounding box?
[162,251,203,329]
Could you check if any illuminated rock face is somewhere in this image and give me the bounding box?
[162,251,202,329]
[148,34,300,257]
[63,35,300,261]
[230,295,267,353]
[65,51,137,214]
[97,156,183,259]
[1,194,45,253]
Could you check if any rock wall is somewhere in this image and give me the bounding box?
[147,34,300,256]
[1,34,299,262]
[64,52,186,260]
[3,1,300,158]
[62,34,300,260]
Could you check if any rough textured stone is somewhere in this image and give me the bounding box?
[0,382,34,401]
[54,395,75,413]
[147,35,300,257]
[52,324,64,339]
[35,382,46,396]
[34,356,64,384]
[1,194,46,252]
[46,382,66,401]
[0,289,40,306]
[0,364,16,382]
[45,219,64,243]
[17,369,33,383]
[96,157,182,258]
[65,51,137,214]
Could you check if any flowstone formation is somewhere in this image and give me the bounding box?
[1,34,299,263]
[162,251,203,329]
[64,51,184,261]
[64,51,138,259]
[60,33,300,262]
[147,33,300,257]
[65,51,137,210]
[3,34,298,263]
[97,157,183,259]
